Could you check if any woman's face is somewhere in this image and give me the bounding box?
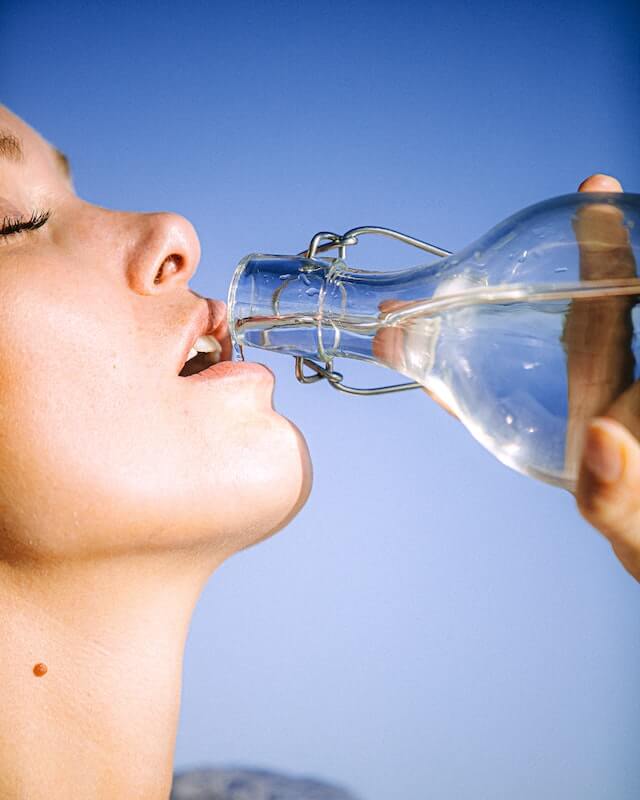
[0,106,311,562]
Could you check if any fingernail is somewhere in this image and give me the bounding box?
[583,421,624,484]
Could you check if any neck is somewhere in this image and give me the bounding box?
[0,549,216,799]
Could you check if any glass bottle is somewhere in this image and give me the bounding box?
[227,192,640,489]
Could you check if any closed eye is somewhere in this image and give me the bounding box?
[0,209,51,237]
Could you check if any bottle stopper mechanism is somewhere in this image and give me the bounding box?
[289,226,452,396]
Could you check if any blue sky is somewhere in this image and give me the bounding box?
[3,1,639,798]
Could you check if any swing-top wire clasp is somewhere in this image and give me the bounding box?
[293,226,452,396]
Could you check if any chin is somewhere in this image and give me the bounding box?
[172,409,313,559]
[247,417,313,548]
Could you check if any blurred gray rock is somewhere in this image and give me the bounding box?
[170,767,361,800]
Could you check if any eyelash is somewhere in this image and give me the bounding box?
[0,209,52,237]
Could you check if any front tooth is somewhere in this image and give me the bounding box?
[195,335,222,355]
[187,347,198,361]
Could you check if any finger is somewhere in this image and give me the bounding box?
[372,319,457,417]
[578,173,623,193]
[577,417,640,581]
[605,380,640,442]
[573,173,633,279]
[373,300,457,416]
[562,174,637,475]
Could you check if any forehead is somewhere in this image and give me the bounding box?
[0,106,71,185]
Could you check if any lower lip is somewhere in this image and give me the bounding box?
[181,359,273,384]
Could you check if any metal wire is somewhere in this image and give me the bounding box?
[294,226,452,396]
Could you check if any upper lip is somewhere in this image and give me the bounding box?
[176,298,231,375]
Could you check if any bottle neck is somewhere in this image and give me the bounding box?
[228,254,446,365]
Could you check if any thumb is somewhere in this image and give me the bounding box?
[578,173,623,193]
[577,417,640,580]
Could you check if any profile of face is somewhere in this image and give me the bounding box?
[0,106,311,565]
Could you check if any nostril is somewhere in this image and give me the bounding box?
[154,253,184,285]
[127,210,200,295]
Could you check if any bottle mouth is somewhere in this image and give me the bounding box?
[226,253,254,356]
[226,253,332,359]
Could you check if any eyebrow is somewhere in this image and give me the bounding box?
[0,130,23,161]
[54,148,71,179]
[0,128,72,180]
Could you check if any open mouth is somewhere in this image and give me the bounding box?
[179,334,223,377]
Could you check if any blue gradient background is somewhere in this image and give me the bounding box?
[3,1,639,797]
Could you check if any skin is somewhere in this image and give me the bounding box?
[572,175,640,582]
[0,106,312,799]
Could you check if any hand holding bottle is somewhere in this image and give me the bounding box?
[228,173,640,580]
[572,174,640,582]
[372,173,640,581]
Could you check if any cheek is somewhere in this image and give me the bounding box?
[0,359,157,553]
[0,276,154,550]
[0,270,312,557]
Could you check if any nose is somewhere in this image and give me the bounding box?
[125,211,202,295]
